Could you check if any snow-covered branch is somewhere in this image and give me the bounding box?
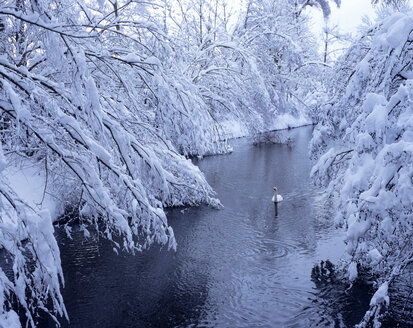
[311,11,413,327]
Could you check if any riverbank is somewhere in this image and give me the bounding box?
[3,115,312,225]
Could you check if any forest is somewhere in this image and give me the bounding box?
[0,0,412,327]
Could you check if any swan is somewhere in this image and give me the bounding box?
[272,187,283,202]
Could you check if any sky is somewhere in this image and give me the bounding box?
[309,0,376,36]
[227,0,378,37]
[328,0,375,33]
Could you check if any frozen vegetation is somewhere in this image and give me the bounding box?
[0,0,411,327]
[311,7,413,327]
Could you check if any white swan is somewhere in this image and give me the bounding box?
[272,187,283,202]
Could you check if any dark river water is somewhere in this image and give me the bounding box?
[38,126,410,328]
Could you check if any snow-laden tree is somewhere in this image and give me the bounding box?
[154,0,271,139]
[156,0,329,139]
[321,22,351,64]
[0,0,222,326]
[295,0,341,19]
[149,0,243,149]
[310,10,413,327]
[122,0,237,155]
[230,0,328,128]
[372,0,410,9]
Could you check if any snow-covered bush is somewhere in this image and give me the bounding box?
[311,10,413,327]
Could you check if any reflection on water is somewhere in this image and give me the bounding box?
[382,265,413,327]
[37,127,404,328]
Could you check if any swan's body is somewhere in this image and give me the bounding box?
[272,187,283,202]
[272,194,283,202]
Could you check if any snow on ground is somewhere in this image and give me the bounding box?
[4,161,61,222]
[270,113,312,131]
[220,113,312,139]
[219,120,249,139]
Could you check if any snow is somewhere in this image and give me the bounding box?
[310,9,413,327]
[3,1,407,326]
[364,101,387,138]
[271,114,312,131]
[0,155,67,328]
[4,163,61,221]
[0,146,6,172]
[357,59,370,79]
[378,14,413,49]
[122,53,141,63]
[220,114,311,140]
[144,56,161,66]
[219,120,249,139]
[348,261,358,282]
[367,249,383,266]
[370,282,389,307]
[0,309,21,328]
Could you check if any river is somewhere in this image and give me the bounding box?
[40,126,382,327]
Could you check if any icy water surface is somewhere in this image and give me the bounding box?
[41,126,383,327]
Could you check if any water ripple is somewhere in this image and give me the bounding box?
[39,127,404,328]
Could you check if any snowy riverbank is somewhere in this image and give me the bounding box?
[4,162,62,222]
[220,113,312,139]
[3,111,312,225]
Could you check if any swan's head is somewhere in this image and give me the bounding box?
[273,187,277,192]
